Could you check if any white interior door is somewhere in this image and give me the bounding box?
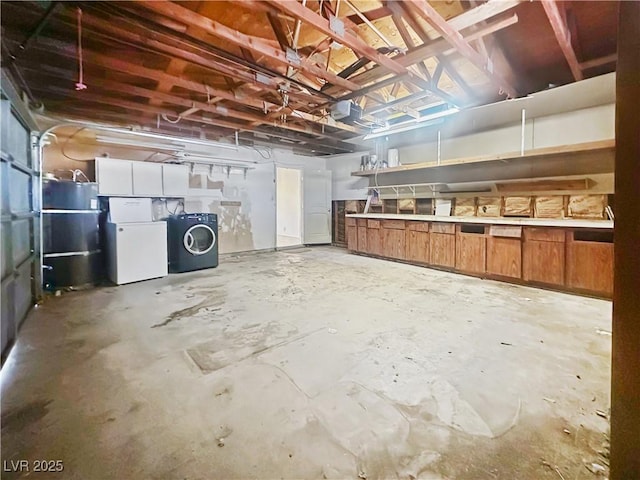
[303,169,332,244]
[276,167,302,248]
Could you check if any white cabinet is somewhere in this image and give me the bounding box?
[96,158,133,196]
[96,158,189,197]
[162,164,189,197]
[132,162,163,196]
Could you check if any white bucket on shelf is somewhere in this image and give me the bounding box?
[388,149,399,168]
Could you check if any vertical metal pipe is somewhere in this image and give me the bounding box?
[521,108,526,156]
[437,130,441,165]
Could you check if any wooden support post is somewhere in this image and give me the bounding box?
[610,1,640,479]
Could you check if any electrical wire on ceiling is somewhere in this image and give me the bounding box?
[161,113,182,124]
[60,127,95,162]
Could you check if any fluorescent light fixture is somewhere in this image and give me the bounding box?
[363,118,444,140]
[416,106,460,123]
[94,128,238,151]
[363,106,460,140]
[95,135,185,151]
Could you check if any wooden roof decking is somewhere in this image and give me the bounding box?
[0,1,619,155]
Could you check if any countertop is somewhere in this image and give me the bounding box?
[346,213,614,229]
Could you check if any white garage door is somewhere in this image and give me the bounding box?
[1,92,40,363]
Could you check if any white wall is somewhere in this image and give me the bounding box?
[325,152,370,201]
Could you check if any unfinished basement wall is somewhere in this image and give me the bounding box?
[41,132,325,254]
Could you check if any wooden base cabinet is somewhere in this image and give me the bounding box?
[566,230,614,296]
[487,226,522,279]
[346,218,357,251]
[346,217,613,299]
[430,223,456,268]
[381,220,406,259]
[367,220,382,256]
[405,222,430,264]
[455,224,486,274]
[357,219,367,253]
[523,227,565,287]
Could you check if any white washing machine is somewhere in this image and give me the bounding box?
[106,198,168,285]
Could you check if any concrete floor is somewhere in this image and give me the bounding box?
[1,247,612,480]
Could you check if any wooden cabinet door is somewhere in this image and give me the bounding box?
[455,233,486,274]
[382,228,405,259]
[487,237,522,278]
[430,233,455,268]
[523,240,565,286]
[406,230,429,263]
[347,225,358,251]
[367,227,382,256]
[357,226,367,252]
[566,238,613,296]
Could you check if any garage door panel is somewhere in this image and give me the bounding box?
[9,168,32,213]
[1,279,16,354]
[12,218,32,265]
[14,261,32,326]
[1,220,11,280]
[8,112,30,167]
[1,162,9,214]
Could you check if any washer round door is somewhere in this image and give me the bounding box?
[183,224,216,255]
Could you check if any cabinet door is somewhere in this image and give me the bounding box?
[455,225,486,274]
[406,230,429,263]
[430,233,455,268]
[382,227,405,259]
[566,233,613,296]
[367,226,382,256]
[357,226,367,252]
[455,233,486,274]
[347,225,358,251]
[523,240,564,286]
[487,237,522,278]
[132,162,163,196]
[96,158,132,196]
[162,164,189,197]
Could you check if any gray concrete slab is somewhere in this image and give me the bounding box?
[1,247,612,479]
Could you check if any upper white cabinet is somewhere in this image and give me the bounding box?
[132,162,163,196]
[96,158,133,196]
[162,164,189,197]
[95,158,189,197]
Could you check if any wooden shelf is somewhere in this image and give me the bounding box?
[352,140,615,177]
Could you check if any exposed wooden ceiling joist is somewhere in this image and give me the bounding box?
[132,0,361,93]
[262,0,410,76]
[541,0,584,81]
[404,0,518,98]
[323,8,520,95]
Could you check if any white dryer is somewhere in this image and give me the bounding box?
[106,198,168,285]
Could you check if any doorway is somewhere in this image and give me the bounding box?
[276,167,302,248]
